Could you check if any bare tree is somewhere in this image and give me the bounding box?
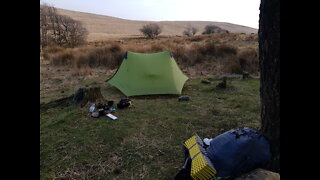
[183,27,198,36]
[40,4,88,48]
[59,15,88,47]
[140,23,162,39]
[40,4,55,47]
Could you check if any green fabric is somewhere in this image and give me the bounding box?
[107,51,188,96]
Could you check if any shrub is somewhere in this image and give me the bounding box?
[149,44,164,52]
[47,44,124,69]
[198,42,216,56]
[202,25,228,34]
[183,27,198,36]
[41,46,65,60]
[238,48,259,74]
[140,23,162,39]
[81,45,124,69]
[50,49,75,66]
[224,57,243,74]
[216,45,238,57]
[188,36,204,42]
[109,43,122,52]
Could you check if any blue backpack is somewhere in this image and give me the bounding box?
[206,127,271,179]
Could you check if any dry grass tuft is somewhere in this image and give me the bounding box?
[71,66,93,76]
[41,46,65,60]
[224,57,243,74]
[42,43,124,70]
[50,48,75,66]
[215,44,238,57]
[238,48,259,74]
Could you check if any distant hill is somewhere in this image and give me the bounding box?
[56,8,258,41]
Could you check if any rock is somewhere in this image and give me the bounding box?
[179,96,190,101]
[216,77,227,89]
[242,72,250,79]
[235,168,280,180]
[201,79,211,84]
[91,112,100,118]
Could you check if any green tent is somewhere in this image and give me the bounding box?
[107,51,188,96]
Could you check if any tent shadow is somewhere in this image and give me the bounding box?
[129,94,180,100]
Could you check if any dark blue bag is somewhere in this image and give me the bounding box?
[206,127,271,179]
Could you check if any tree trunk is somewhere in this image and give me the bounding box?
[259,0,280,173]
[40,87,105,112]
[70,87,104,107]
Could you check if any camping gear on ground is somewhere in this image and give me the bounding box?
[203,138,213,146]
[117,98,131,109]
[98,108,105,116]
[175,127,271,180]
[184,135,217,180]
[206,127,271,179]
[178,95,190,101]
[101,101,114,111]
[107,101,114,107]
[106,113,117,120]
[109,107,117,112]
[89,104,95,112]
[96,103,104,109]
[95,103,106,116]
[102,104,109,110]
[91,112,99,118]
[107,51,188,96]
[175,156,192,180]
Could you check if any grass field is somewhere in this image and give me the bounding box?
[40,75,261,179]
[40,30,261,179]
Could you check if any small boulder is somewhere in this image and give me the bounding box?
[242,72,250,79]
[201,78,211,84]
[178,96,190,101]
[216,78,227,89]
[235,168,280,180]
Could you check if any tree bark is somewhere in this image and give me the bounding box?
[259,0,280,173]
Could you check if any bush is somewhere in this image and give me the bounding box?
[198,42,216,56]
[79,45,124,69]
[238,48,259,74]
[149,44,164,52]
[216,45,238,57]
[183,27,198,36]
[202,25,228,34]
[47,44,124,69]
[224,58,243,74]
[41,46,65,60]
[140,23,162,39]
[223,48,259,74]
[50,49,75,66]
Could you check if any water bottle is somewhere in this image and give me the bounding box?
[89,104,95,112]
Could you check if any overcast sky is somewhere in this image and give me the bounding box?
[40,0,260,29]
